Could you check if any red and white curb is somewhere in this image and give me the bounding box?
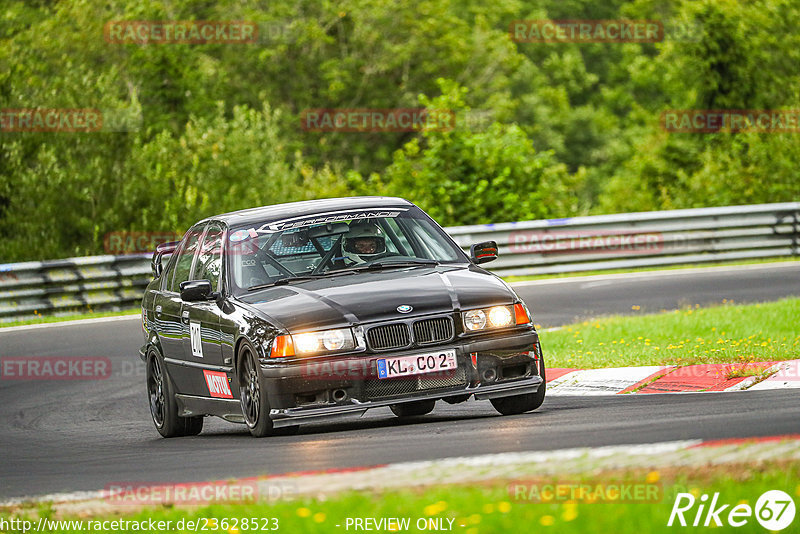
[546,359,800,395]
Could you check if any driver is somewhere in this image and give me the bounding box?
[342,221,386,264]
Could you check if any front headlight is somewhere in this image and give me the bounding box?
[270,328,356,357]
[464,309,487,330]
[463,305,516,332]
[488,305,513,327]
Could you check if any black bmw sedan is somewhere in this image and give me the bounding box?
[140,197,545,437]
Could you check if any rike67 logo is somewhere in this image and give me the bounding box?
[668,490,795,530]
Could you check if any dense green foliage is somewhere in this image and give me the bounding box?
[1,0,798,261]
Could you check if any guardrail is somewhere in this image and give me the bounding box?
[447,202,800,276]
[0,255,151,322]
[1,202,798,322]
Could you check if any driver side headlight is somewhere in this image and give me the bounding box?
[463,305,519,332]
[270,328,357,357]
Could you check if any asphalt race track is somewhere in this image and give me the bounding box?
[1,263,799,500]
[512,262,800,327]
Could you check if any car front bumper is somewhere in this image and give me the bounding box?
[268,376,543,427]
[261,329,543,427]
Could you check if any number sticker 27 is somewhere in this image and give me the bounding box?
[190,321,203,358]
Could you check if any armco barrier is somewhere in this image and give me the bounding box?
[0,203,798,321]
[446,202,799,276]
[0,255,151,321]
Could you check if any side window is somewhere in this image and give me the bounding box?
[159,251,178,291]
[192,224,224,292]
[402,219,461,261]
[168,225,205,292]
[380,218,412,255]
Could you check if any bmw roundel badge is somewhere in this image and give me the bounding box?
[397,305,413,313]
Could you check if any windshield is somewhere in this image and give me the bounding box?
[227,207,467,293]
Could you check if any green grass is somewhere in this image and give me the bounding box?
[0,308,140,328]
[504,257,799,283]
[2,462,798,533]
[543,298,800,368]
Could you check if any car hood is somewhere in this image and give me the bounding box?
[237,265,517,332]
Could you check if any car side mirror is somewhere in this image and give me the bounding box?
[180,280,214,302]
[470,241,498,264]
[152,241,179,278]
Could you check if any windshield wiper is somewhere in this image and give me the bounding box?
[246,275,323,291]
[246,269,362,291]
[248,260,440,289]
[345,259,440,272]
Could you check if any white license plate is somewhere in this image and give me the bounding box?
[377,349,457,379]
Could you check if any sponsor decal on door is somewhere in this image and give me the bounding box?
[203,370,233,399]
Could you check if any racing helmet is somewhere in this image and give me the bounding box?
[342,221,386,264]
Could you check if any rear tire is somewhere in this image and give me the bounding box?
[182,415,204,436]
[491,353,546,416]
[147,351,204,437]
[390,400,436,417]
[238,341,275,437]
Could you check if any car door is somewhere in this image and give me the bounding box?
[159,224,206,393]
[180,222,231,399]
[150,247,181,361]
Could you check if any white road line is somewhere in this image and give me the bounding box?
[0,314,140,334]
[510,261,800,287]
[381,439,702,472]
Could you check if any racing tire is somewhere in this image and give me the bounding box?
[490,353,546,416]
[390,400,436,417]
[238,341,275,438]
[147,351,204,438]
[182,415,204,436]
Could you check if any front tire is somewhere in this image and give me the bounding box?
[238,341,274,437]
[491,353,546,416]
[390,400,436,417]
[146,351,204,437]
